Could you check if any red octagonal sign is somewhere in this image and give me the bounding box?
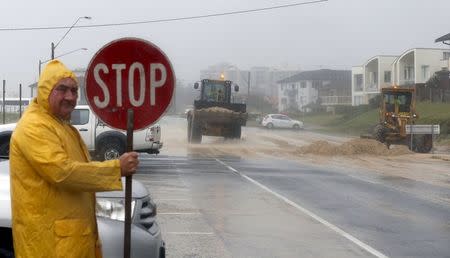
[85,38,175,130]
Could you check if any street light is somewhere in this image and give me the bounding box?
[51,16,91,59]
[39,48,88,76]
[34,47,88,97]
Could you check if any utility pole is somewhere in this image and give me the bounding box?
[19,83,22,118]
[247,71,251,103]
[51,42,55,59]
[2,80,5,124]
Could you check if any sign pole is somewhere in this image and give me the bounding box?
[84,37,175,258]
[124,109,134,258]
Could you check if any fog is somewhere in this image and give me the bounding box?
[0,0,449,97]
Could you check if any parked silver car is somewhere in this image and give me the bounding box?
[0,159,165,258]
[261,114,304,130]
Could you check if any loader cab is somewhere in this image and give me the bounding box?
[382,91,413,113]
[380,87,416,124]
[194,79,238,104]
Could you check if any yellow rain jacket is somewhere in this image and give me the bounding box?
[10,60,123,258]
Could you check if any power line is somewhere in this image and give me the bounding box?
[0,0,327,32]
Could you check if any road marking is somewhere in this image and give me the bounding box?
[215,158,389,258]
[133,180,170,183]
[167,232,214,235]
[158,212,201,215]
[157,198,190,201]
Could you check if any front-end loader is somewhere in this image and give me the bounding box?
[186,79,247,143]
[367,87,439,153]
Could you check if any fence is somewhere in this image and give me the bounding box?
[0,98,31,124]
[319,96,352,106]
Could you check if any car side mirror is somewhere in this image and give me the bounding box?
[194,82,199,89]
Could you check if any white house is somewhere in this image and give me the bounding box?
[278,69,351,112]
[352,48,450,106]
[392,48,450,86]
[351,66,364,106]
[278,80,318,112]
[351,55,398,106]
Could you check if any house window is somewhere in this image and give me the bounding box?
[370,72,378,84]
[421,65,430,80]
[312,81,321,88]
[354,74,363,91]
[404,66,414,80]
[443,52,450,60]
[300,82,306,88]
[291,84,296,89]
[384,71,391,83]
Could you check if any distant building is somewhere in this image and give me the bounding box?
[200,63,299,106]
[277,69,351,112]
[352,48,450,106]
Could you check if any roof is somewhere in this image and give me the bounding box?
[278,69,351,84]
[435,33,450,43]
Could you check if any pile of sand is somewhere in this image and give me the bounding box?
[295,139,412,156]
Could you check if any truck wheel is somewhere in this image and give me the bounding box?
[98,139,124,161]
[413,134,433,153]
[234,125,241,139]
[0,140,10,157]
[373,124,386,143]
[187,118,192,143]
[191,120,202,143]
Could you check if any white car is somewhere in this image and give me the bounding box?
[0,105,163,160]
[261,114,304,130]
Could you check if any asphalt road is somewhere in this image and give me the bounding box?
[135,153,450,258]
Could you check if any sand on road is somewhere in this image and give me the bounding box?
[159,116,450,189]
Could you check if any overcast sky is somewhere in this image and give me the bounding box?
[0,0,449,97]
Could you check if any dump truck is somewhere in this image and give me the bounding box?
[187,79,247,143]
[364,86,439,153]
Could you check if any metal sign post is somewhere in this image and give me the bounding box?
[85,37,175,258]
[124,109,134,258]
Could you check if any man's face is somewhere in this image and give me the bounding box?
[48,78,78,120]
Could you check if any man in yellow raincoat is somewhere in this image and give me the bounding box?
[10,60,139,258]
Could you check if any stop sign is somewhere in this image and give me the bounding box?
[85,38,175,130]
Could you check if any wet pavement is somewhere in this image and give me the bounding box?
[135,154,450,258]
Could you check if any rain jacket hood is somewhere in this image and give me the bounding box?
[10,60,122,258]
[37,59,78,111]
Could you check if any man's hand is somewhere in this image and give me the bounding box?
[119,152,139,177]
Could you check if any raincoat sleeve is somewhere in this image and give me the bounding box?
[17,123,122,192]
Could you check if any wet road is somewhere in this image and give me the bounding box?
[136,154,450,258]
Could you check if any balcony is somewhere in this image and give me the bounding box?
[399,79,415,86]
[354,84,363,92]
[366,83,378,92]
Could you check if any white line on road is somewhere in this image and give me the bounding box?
[167,232,214,235]
[215,158,389,258]
[158,212,202,215]
[156,198,190,201]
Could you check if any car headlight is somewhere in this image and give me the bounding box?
[96,198,135,221]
